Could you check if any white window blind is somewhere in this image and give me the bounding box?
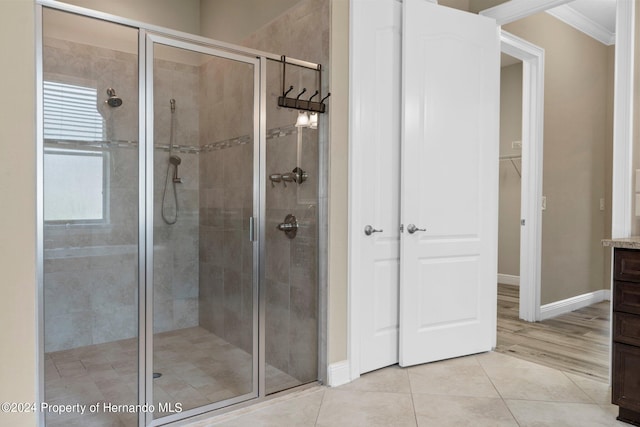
[43,81,107,222]
[43,81,105,141]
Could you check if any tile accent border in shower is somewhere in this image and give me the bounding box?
[44,124,310,154]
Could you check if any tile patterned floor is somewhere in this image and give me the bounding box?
[192,352,626,427]
[45,293,618,427]
[45,327,300,427]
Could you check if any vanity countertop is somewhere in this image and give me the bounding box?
[602,237,640,249]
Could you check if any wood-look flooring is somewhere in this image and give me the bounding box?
[496,283,610,383]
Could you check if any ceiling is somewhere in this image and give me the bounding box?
[546,0,616,45]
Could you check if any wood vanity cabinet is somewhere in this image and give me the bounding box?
[613,248,640,426]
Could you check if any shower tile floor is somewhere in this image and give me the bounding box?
[44,327,301,427]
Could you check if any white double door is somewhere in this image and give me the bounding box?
[352,0,500,373]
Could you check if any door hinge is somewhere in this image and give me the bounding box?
[521,219,526,226]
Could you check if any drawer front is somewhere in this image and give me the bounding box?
[615,249,640,282]
[613,343,640,412]
[614,281,640,315]
[614,312,640,347]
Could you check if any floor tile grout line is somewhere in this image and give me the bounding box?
[475,354,522,427]
[562,370,601,405]
[406,367,420,426]
[409,384,419,427]
[313,388,327,426]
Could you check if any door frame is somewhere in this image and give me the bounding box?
[611,0,635,239]
[346,0,635,384]
[495,0,635,318]
[500,31,544,322]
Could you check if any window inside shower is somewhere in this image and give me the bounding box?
[44,148,107,223]
[43,80,108,224]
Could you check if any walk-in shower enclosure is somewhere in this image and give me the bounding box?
[38,1,327,426]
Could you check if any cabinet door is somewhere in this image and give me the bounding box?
[614,281,640,316]
[613,343,640,412]
[399,0,499,367]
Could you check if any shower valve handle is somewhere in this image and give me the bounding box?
[277,214,298,239]
[278,223,297,231]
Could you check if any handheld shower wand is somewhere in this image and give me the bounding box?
[161,99,181,225]
[170,154,182,183]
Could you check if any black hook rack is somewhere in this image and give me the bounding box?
[278,56,330,113]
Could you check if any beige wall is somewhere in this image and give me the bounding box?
[469,0,508,13]
[59,0,308,46]
[505,13,612,304]
[328,0,349,364]
[498,63,523,277]
[0,1,37,426]
[58,0,201,34]
[604,43,614,288]
[438,0,470,12]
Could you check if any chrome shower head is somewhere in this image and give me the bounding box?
[105,88,123,107]
[169,155,182,166]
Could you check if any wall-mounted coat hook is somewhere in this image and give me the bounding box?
[277,58,330,114]
[295,88,307,99]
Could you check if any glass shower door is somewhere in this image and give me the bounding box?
[42,9,140,427]
[147,35,259,420]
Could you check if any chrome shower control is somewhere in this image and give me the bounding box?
[364,225,383,236]
[269,173,283,183]
[277,214,298,239]
[407,224,426,234]
[292,167,308,184]
[281,172,296,182]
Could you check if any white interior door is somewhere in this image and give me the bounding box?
[399,0,499,367]
[351,0,402,374]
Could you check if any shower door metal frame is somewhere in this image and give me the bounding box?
[144,33,263,426]
[36,2,323,426]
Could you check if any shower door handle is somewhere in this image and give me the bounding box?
[249,217,256,242]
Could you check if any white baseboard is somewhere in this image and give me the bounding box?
[497,273,520,286]
[540,290,608,320]
[327,360,351,387]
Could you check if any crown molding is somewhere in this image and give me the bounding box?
[546,4,615,46]
[480,0,573,25]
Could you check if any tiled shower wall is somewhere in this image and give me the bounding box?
[43,37,140,352]
[198,57,255,353]
[197,0,328,384]
[43,1,329,381]
[153,55,201,333]
[43,38,200,351]
[241,0,328,383]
